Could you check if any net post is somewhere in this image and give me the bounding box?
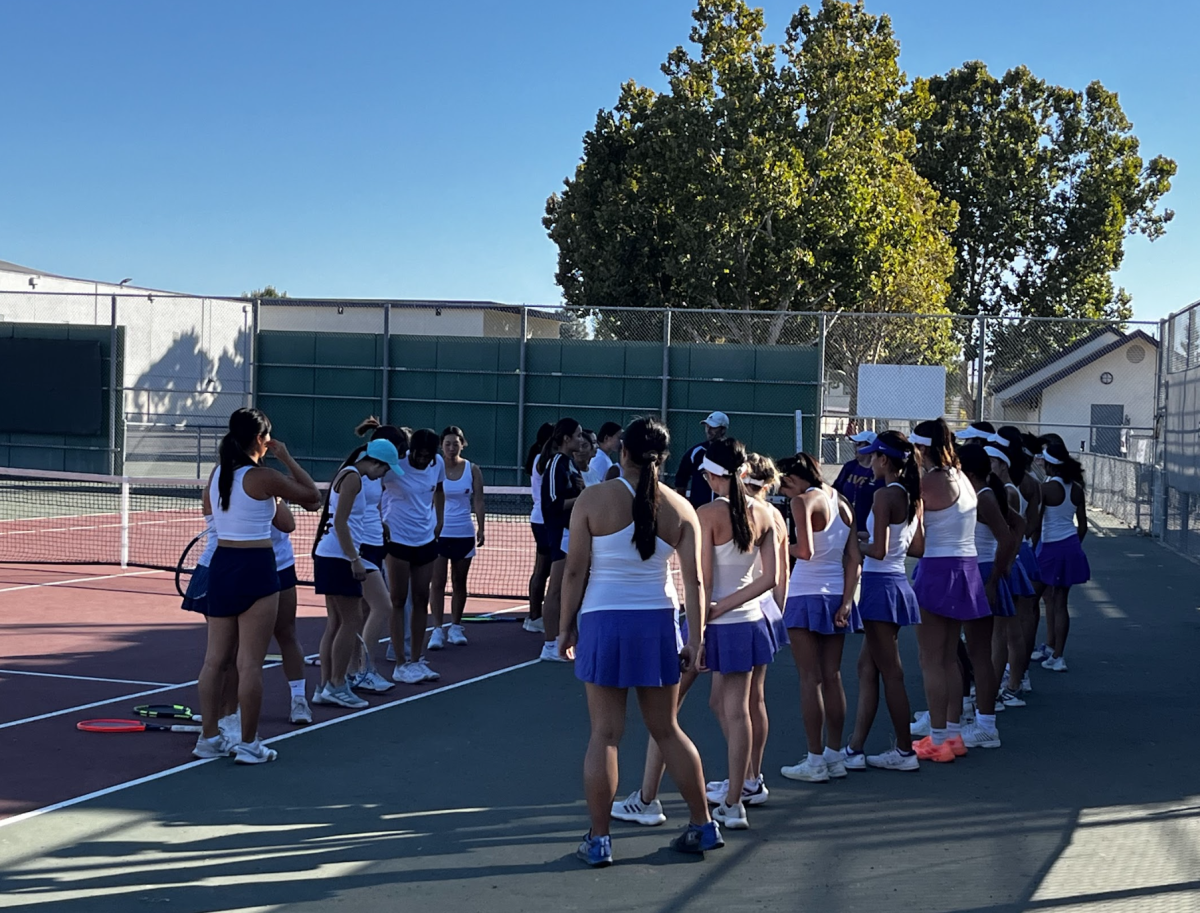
[119,478,130,568]
[660,309,672,422]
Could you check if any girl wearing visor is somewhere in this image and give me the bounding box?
[844,431,923,772]
[312,438,406,708]
[1033,440,1090,672]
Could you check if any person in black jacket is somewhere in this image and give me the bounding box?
[675,412,729,508]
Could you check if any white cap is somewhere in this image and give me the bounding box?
[701,411,730,429]
[848,430,877,444]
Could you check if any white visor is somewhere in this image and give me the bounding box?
[700,456,730,477]
[909,433,933,447]
[1042,449,1064,465]
[984,445,1011,466]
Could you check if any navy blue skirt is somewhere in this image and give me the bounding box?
[858,572,921,626]
[1017,541,1040,585]
[314,556,363,597]
[278,564,297,591]
[978,561,1016,617]
[783,593,862,635]
[575,609,682,688]
[206,547,281,618]
[705,617,774,674]
[361,542,388,572]
[181,564,209,614]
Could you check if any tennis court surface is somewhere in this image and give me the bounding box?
[1,521,1198,912]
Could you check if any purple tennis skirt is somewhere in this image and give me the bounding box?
[913,556,990,621]
[575,608,682,688]
[783,593,862,636]
[1036,536,1091,587]
[978,561,1016,617]
[1008,551,1035,598]
[1017,541,1040,586]
[705,616,775,674]
[858,572,921,626]
[761,594,791,650]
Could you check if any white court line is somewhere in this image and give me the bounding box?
[0,663,281,732]
[0,669,174,687]
[0,570,163,594]
[0,658,542,830]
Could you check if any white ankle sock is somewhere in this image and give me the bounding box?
[977,712,997,730]
[288,679,306,699]
[947,721,962,735]
[931,727,948,746]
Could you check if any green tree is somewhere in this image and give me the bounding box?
[241,286,288,299]
[544,0,957,354]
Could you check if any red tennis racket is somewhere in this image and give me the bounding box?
[77,719,202,734]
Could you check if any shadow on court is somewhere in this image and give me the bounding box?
[0,527,1198,912]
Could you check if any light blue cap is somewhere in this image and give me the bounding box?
[359,439,405,476]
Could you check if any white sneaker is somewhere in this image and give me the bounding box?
[393,662,427,684]
[910,711,931,737]
[960,722,1002,748]
[523,616,545,633]
[842,748,867,771]
[447,624,468,646]
[999,687,1026,708]
[192,733,233,760]
[1020,671,1033,693]
[1042,655,1068,672]
[1030,643,1051,662]
[428,626,447,650]
[234,739,278,764]
[311,683,336,705]
[539,641,571,662]
[780,757,830,783]
[289,695,312,725]
[325,682,369,709]
[610,790,667,826]
[712,801,749,830]
[351,670,395,693]
[823,747,848,778]
[418,658,440,681]
[866,747,920,771]
[705,777,768,805]
[217,710,241,741]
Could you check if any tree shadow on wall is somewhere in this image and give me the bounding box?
[129,327,250,426]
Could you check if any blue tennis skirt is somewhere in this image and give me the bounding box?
[1017,541,1040,587]
[761,594,790,650]
[913,556,991,622]
[858,572,921,626]
[314,555,363,597]
[783,593,862,635]
[1036,536,1091,587]
[705,617,775,674]
[181,564,209,614]
[206,547,281,618]
[1008,552,1035,598]
[575,608,682,689]
[978,561,1016,617]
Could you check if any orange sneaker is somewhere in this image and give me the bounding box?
[913,737,955,763]
[945,735,968,757]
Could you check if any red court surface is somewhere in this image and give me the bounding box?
[0,562,537,821]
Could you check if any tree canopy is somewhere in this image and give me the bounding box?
[545,0,1175,349]
[242,286,288,299]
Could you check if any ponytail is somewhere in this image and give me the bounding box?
[960,443,1010,520]
[217,407,271,511]
[1044,439,1085,489]
[900,456,921,523]
[537,417,580,476]
[913,418,958,470]
[997,425,1027,485]
[525,422,554,476]
[874,430,920,522]
[624,417,670,560]
[706,438,752,552]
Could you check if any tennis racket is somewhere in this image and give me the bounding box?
[77,719,202,733]
[175,532,208,598]
[132,704,198,721]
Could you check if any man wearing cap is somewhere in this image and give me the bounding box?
[833,430,884,533]
[674,411,729,508]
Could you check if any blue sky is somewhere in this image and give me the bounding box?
[1,0,1195,321]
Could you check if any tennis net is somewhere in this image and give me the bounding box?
[0,466,536,599]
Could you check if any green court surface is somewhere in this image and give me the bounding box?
[1,523,1197,913]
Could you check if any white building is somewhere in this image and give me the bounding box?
[992,328,1158,460]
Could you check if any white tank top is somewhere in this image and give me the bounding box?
[863,482,916,575]
[271,524,295,571]
[708,498,765,625]
[1042,477,1080,544]
[578,478,679,615]
[381,454,445,546]
[1006,481,1027,518]
[922,469,977,558]
[441,461,476,538]
[209,466,276,541]
[974,487,998,564]
[315,467,370,560]
[789,488,849,596]
[360,475,385,546]
[198,514,218,567]
[530,464,544,524]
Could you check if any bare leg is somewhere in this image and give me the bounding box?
[748,665,769,778]
[640,667,698,802]
[409,559,436,660]
[328,594,364,687]
[715,670,753,807]
[360,570,392,667]
[318,598,340,689]
[864,621,912,752]
[917,612,957,729]
[964,616,997,715]
[848,639,879,752]
[528,552,550,621]
[386,554,412,661]
[543,559,566,645]
[788,630,826,752]
[235,594,280,743]
[636,685,710,826]
[198,617,238,739]
[818,634,847,749]
[1051,586,1072,657]
[1011,596,1037,687]
[450,557,472,625]
[583,684,627,838]
[273,585,304,684]
[430,557,449,629]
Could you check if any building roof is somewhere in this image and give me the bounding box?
[994,328,1159,405]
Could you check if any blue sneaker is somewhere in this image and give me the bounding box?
[576,832,612,867]
[670,820,724,854]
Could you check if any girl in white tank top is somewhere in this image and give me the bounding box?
[1035,442,1091,671]
[430,427,485,650]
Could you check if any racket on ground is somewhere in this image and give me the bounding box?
[175,532,207,598]
[77,719,202,733]
[132,704,198,721]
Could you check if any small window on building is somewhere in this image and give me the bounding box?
[1100,371,1114,385]
[1126,344,1146,364]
